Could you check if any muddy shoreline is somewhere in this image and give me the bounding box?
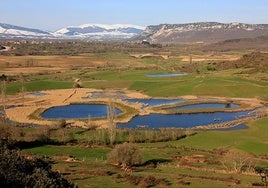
[3,88,267,129]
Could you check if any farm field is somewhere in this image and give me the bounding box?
[1,43,268,187]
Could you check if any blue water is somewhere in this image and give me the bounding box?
[168,103,240,110]
[124,98,185,107]
[117,111,251,129]
[89,91,126,99]
[214,124,247,131]
[41,104,121,119]
[147,73,187,77]
[28,92,46,96]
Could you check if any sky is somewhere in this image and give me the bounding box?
[1,0,268,31]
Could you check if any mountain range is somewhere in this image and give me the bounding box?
[0,23,50,38]
[1,22,268,43]
[53,24,145,39]
[0,23,145,40]
[134,22,268,43]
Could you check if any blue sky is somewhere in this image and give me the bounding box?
[1,0,267,31]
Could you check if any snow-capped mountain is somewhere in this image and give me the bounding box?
[133,22,268,43]
[1,22,268,42]
[0,23,145,40]
[0,23,51,38]
[53,24,145,39]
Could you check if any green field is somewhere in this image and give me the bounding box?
[1,50,268,187]
[23,117,268,187]
[6,69,268,99]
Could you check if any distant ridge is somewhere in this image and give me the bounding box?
[0,22,145,40]
[133,22,268,43]
[0,23,51,38]
[53,23,145,39]
[1,22,268,43]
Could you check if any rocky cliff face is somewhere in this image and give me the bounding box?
[133,22,268,43]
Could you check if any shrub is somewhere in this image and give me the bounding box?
[54,119,67,129]
[255,166,268,186]
[140,175,170,188]
[206,65,216,71]
[107,142,143,168]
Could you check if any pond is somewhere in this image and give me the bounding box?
[41,104,121,119]
[146,73,187,77]
[28,92,46,97]
[88,91,126,98]
[117,111,251,129]
[123,98,185,107]
[167,103,240,110]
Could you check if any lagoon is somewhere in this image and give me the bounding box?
[41,104,121,119]
[117,111,251,129]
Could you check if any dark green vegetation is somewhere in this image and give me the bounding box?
[254,166,268,186]
[1,41,268,187]
[0,139,75,188]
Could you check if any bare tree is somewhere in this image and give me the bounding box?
[107,96,116,145]
[1,75,7,122]
[19,73,26,106]
[1,79,6,106]
[221,150,255,173]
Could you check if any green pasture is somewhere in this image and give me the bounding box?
[138,116,268,155]
[78,70,265,98]
[4,52,268,187]
[22,117,268,187]
[24,145,110,160]
[6,80,72,95]
[23,116,267,188]
[3,51,268,99]
[21,118,268,188]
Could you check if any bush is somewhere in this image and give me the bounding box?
[54,119,67,128]
[107,142,143,168]
[206,65,216,71]
[255,166,268,186]
[140,175,170,188]
[0,139,75,188]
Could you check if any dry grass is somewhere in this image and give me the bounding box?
[0,55,107,75]
[179,54,240,62]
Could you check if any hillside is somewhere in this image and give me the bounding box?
[133,22,268,43]
[0,23,51,38]
[217,52,268,73]
[202,36,268,52]
[178,52,268,78]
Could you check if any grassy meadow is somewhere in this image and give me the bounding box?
[1,48,268,187]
